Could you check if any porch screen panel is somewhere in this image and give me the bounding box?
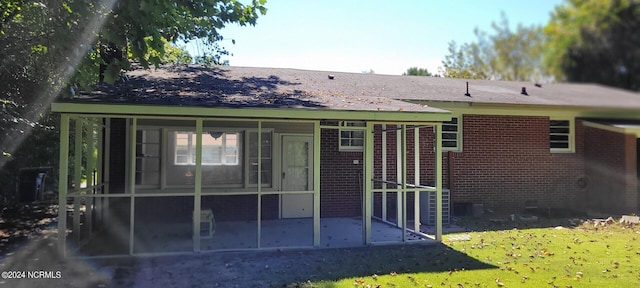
[73,196,131,256]
[133,196,194,254]
[199,195,258,250]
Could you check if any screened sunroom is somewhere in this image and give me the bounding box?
[52,65,450,257]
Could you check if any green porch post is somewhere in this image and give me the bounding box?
[73,118,82,243]
[413,127,421,233]
[401,125,407,242]
[364,122,373,245]
[58,114,70,256]
[313,121,321,247]
[193,119,203,252]
[128,118,137,255]
[435,123,443,241]
[85,120,95,237]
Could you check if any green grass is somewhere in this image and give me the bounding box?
[303,221,640,287]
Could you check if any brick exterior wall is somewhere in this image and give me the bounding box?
[320,129,364,218]
[105,115,636,220]
[324,115,591,217]
[362,116,587,215]
[444,115,585,212]
[584,126,638,213]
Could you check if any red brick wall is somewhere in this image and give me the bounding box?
[444,115,586,211]
[358,116,586,213]
[584,126,638,213]
[320,128,364,218]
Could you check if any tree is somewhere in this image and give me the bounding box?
[441,14,546,81]
[403,67,433,76]
[440,40,488,79]
[0,1,268,198]
[544,0,640,91]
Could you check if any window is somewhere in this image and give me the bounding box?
[174,131,240,165]
[248,131,273,186]
[135,129,161,186]
[339,121,365,151]
[550,119,573,152]
[442,117,461,151]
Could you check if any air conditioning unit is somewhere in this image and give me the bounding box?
[419,190,450,225]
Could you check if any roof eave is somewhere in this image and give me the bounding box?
[51,102,452,122]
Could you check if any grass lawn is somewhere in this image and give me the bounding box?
[302,219,640,288]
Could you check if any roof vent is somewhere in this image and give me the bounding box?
[521,87,528,96]
[328,74,335,80]
[464,82,471,97]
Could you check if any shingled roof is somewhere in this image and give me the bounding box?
[70,64,640,111]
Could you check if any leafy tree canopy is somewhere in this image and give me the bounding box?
[0,0,267,169]
[544,0,640,90]
[440,14,545,82]
[403,67,433,76]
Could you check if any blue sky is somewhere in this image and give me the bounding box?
[189,0,565,75]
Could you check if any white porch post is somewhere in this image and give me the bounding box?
[57,114,70,256]
[313,121,321,247]
[193,119,202,252]
[435,123,443,241]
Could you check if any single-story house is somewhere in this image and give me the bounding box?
[52,65,640,257]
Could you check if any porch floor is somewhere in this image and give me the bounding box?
[73,217,459,256]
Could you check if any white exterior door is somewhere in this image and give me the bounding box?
[280,135,313,218]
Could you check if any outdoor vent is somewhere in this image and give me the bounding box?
[464,82,471,97]
[521,87,528,96]
[328,74,335,80]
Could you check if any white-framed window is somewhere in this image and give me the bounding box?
[550,118,573,152]
[339,121,365,151]
[174,131,240,165]
[442,116,461,151]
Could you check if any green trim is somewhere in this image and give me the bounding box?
[401,125,407,242]
[58,114,70,256]
[313,122,321,247]
[442,114,462,152]
[414,101,640,119]
[52,103,451,122]
[550,117,576,153]
[413,127,421,233]
[193,120,203,252]
[128,118,137,255]
[584,121,640,138]
[435,123,443,241]
[364,122,373,245]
